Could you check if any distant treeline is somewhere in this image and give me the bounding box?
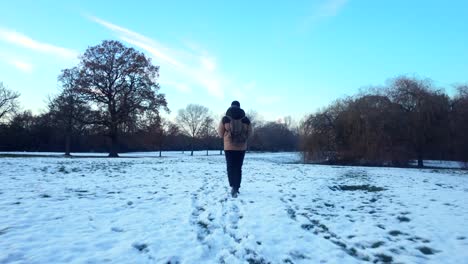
[1,39,467,167]
[0,108,299,154]
[300,76,468,167]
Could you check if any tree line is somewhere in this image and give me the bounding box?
[1,39,467,167]
[0,40,298,156]
[300,77,468,167]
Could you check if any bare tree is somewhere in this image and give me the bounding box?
[387,76,449,167]
[143,116,178,157]
[199,116,216,156]
[49,68,90,156]
[71,40,168,157]
[0,82,20,122]
[245,110,263,151]
[456,84,468,98]
[451,85,468,163]
[176,104,210,156]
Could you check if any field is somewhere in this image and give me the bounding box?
[1,152,467,264]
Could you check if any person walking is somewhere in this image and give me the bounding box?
[218,101,252,198]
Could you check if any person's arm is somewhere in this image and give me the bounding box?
[217,119,225,137]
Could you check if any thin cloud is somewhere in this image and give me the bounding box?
[0,53,34,73]
[161,81,192,93]
[300,0,349,31]
[320,0,349,17]
[0,27,78,59]
[10,59,33,73]
[88,15,224,98]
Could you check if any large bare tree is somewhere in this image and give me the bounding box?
[0,82,20,122]
[176,104,210,156]
[71,40,168,157]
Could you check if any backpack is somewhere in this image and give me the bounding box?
[227,116,249,145]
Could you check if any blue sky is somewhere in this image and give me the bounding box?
[0,0,467,122]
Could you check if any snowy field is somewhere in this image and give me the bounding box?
[1,152,467,264]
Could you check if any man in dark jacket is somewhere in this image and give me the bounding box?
[217,101,252,198]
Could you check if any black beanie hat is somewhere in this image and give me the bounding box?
[231,100,240,107]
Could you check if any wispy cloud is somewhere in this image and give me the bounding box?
[160,80,192,93]
[10,59,33,73]
[0,53,34,73]
[0,27,78,59]
[88,15,224,98]
[300,0,349,31]
[320,0,349,17]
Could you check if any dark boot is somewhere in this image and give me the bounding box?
[231,187,238,198]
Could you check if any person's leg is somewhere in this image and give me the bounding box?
[237,151,246,190]
[224,151,235,187]
[232,151,246,191]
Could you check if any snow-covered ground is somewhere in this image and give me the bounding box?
[1,152,467,263]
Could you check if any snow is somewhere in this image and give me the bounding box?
[1,152,467,263]
[409,160,466,169]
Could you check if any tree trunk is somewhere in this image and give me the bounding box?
[220,150,223,155]
[64,133,71,157]
[206,149,209,156]
[190,137,194,156]
[159,141,162,157]
[417,154,424,168]
[417,143,424,167]
[109,125,119,157]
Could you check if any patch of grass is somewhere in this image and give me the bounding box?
[58,165,69,174]
[197,221,209,230]
[0,227,11,235]
[111,227,124,232]
[132,242,148,252]
[247,258,270,264]
[371,241,385,248]
[40,194,51,198]
[418,246,437,255]
[290,250,309,260]
[397,216,411,222]
[377,224,386,230]
[389,230,403,236]
[375,254,393,263]
[245,248,270,264]
[329,185,386,192]
[286,208,296,220]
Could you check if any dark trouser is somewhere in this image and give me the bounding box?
[224,150,246,190]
